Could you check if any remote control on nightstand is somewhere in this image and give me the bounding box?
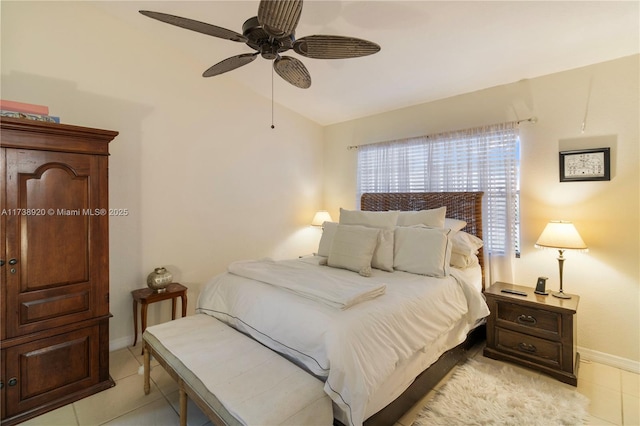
[500,288,528,296]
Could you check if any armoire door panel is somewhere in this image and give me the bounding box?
[22,165,90,289]
[3,326,99,417]
[10,284,93,337]
[4,149,107,338]
[19,283,91,324]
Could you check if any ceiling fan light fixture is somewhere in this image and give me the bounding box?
[261,44,279,60]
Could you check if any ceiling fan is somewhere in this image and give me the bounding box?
[139,0,381,89]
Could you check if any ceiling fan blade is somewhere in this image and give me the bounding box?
[203,53,258,77]
[274,56,311,89]
[257,0,303,38]
[139,10,247,43]
[294,35,381,59]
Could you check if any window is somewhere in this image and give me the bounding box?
[357,122,520,256]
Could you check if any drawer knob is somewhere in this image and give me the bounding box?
[8,377,17,387]
[517,314,537,326]
[518,342,537,353]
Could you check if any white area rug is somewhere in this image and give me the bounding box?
[413,357,589,426]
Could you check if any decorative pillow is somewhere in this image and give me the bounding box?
[396,206,446,228]
[372,229,394,272]
[338,209,397,271]
[452,231,484,257]
[328,225,380,277]
[339,208,399,229]
[450,252,480,269]
[317,222,338,257]
[393,226,452,277]
[444,218,467,232]
[319,222,393,271]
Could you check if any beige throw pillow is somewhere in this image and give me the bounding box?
[317,222,338,257]
[328,225,380,277]
[393,226,452,277]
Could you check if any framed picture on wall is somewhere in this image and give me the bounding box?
[559,147,610,182]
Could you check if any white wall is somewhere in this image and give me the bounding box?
[1,1,325,349]
[323,56,640,366]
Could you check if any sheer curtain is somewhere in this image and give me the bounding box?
[357,122,520,285]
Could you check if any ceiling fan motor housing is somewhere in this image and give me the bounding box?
[243,16,294,60]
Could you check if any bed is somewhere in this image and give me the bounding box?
[195,192,489,426]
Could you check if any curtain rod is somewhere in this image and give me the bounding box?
[346,116,537,150]
[516,116,538,124]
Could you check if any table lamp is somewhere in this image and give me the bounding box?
[311,210,333,227]
[535,221,588,299]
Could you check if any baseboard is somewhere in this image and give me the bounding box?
[109,335,134,352]
[578,346,640,374]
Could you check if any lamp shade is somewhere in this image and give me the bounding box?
[311,210,333,227]
[535,221,588,250]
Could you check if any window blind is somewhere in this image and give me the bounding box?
[357,122,520,256]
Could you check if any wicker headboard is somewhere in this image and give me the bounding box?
[360,192,485,289]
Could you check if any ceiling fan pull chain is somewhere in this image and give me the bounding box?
[271,63,275,129]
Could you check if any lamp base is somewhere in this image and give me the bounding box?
[552,291,572,299]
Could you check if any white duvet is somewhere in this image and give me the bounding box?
[228,258,386,310]
[196,257,489,426]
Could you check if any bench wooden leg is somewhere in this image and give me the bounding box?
[179,381,188,426]
[143,343,151,395]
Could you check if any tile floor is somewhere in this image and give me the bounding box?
[21,342,640,426]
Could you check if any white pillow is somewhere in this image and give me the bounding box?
[339,208,399,229]
[396,206,446,228]
[317,222,338,257]
[372,229,394,272]
[319,222,393,271]
[452,231,484,257]
[450,252,479,269]
[444,218,467,232]
[393,226,452,277]
[338,209,397,271]
[328,225,380,277]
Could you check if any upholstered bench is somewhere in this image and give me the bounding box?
[143,314,333,426]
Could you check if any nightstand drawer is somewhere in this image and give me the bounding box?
[496,301,561,337]
[495,328,561,368]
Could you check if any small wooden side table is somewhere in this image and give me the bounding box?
[132,283,188,349]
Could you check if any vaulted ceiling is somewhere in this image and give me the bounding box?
[99,1,639,125]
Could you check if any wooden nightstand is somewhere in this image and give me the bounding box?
[483,281,579,386]
[132,283,188,350]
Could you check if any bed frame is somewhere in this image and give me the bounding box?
[359,191,485,426]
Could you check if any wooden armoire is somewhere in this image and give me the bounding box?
[0,117,118,425]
